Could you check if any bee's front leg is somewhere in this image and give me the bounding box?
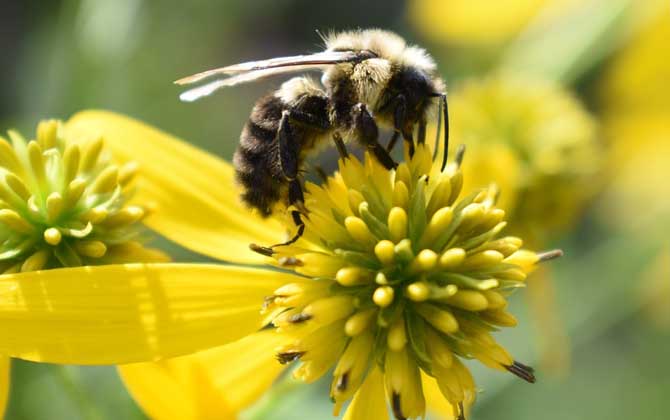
[352,103,397,170]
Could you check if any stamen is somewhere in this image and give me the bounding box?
[249,243,274,256]
[277,351,304,365]
[537,249,564,262]
[373,286,394,307]
[505,360,536,383]
[288,313,313,324]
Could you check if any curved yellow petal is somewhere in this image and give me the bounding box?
[65,110,286,265]
[119,330,286,418]
[119,355,234,420]
[343,367,389,420]
[0,356,9,419]
[195,330,287,410]
[422,373,457,420]
[0,263,297,364]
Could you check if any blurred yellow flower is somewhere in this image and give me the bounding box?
[0,111,561,419]
[409,0,581,46]
[441,75,601,244]
[598,9,670,233]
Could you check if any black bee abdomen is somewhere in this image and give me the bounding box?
[234,95,285,216]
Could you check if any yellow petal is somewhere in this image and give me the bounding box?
[65,110,286,265]
[195,330,287,410]
[0,356,9,419]
[422,373,457,420]
[120,330,286,419]
[0,263,296,364]
[343,367,389,420]
[119,356,233,420]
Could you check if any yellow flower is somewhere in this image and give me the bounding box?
[439,75,601,244]
[0,111,561,419]
[0,119,168,417]
[598,9,670,233]
[409,0,582,47]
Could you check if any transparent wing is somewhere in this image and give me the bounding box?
[175,50,371,86]
[179,65,322,102]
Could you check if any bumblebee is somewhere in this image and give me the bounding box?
[176,29,449,254]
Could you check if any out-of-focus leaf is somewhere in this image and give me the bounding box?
[499,0,632,83]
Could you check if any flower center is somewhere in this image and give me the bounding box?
[0,120,149,272]
[262,144,560,419]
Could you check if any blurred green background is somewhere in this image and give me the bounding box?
[2,0,669,419]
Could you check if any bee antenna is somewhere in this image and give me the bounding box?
[440,93,450,171]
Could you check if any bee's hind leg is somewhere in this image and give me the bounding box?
[274,112,307,248]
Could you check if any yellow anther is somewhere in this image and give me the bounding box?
[75,240,107,258]
[80,136,104,173]
[344,308,376,336]
[392,181,409,208]
[21,249,50,272]
[483,310,518,327]
[64,178,86,208]
[37,119,58,149]
[4,173,30,201]
[419,206,453,248]
[415,303,459,334]
[118,161,139,186]
[387,207,408,243]
[426,177,452,217]
[81,206,108,224]
[374,240,395,265]
[444,290,489,311]
[336,267,371,286]
[474,279,500,290]
[458,203,485,231]
[394,239,414,263]
[46,192,64,222]
[439,248,466,269]
[27,141,46,187]
[461,250,504,269]
[344,216,376,245]
[0,209,34,233]
[373,286,394,307]
[62,144,81,183]
[482,290,507,310]
[409,249,438,273]
[504,250,540,272]
[303,295,355,325]
[43,227,62,245]
[387,318,407,351]
[90,165,119,194]
[406,281,430,302]
[375,272,389,285]
[102,206,144,227]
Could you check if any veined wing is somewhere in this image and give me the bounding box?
[179,65,321,102]
[175,50,374,86]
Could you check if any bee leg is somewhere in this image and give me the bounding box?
[386,131,400,152]
[269,179,306,249]
[352,103,397,170]
[332,132,350,159]
[272,111,307,248]
[384,94,415,157]
[417,117,427,145]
